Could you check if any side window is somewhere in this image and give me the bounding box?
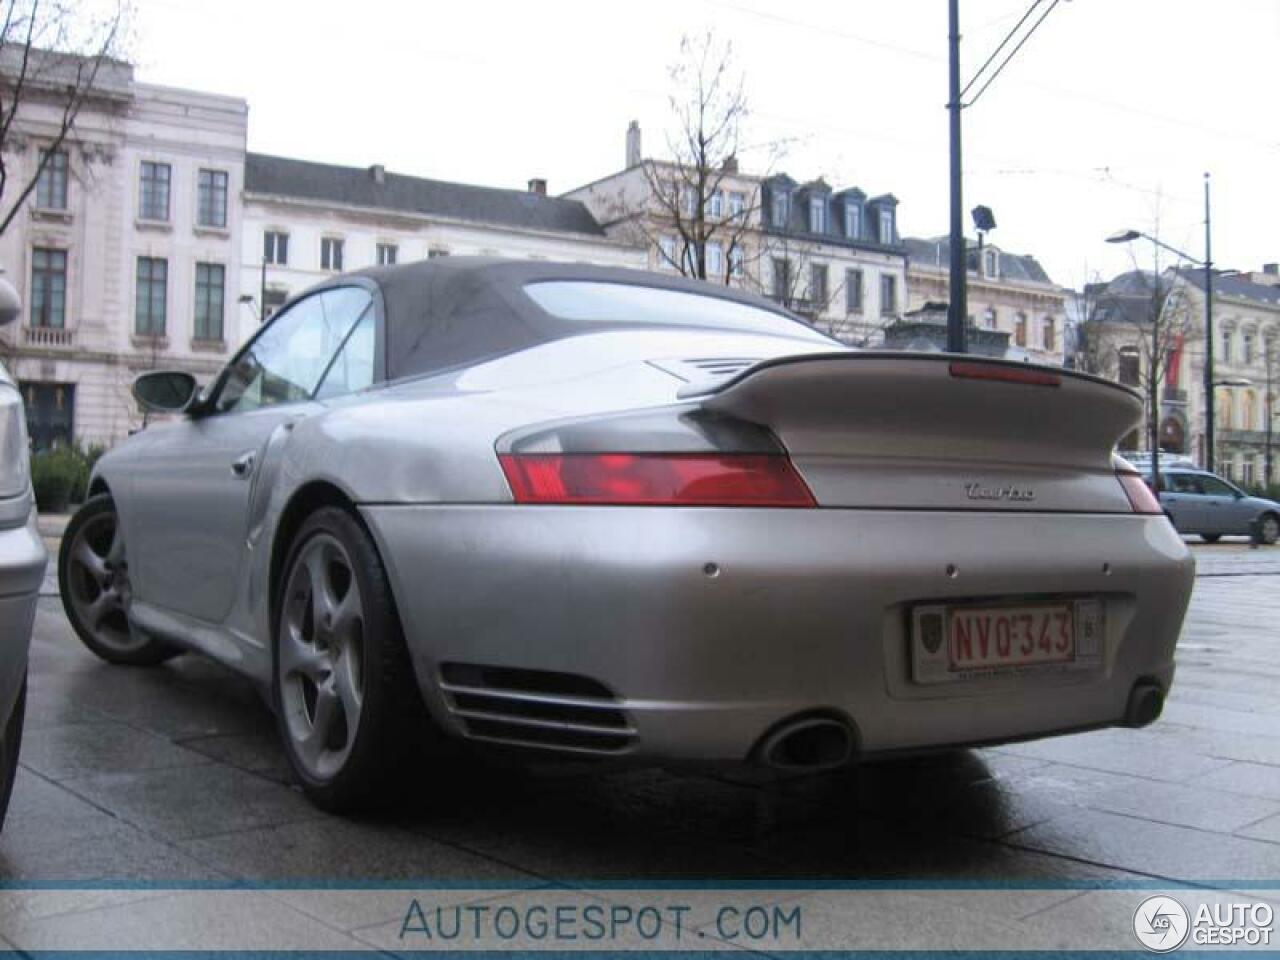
[1199,476,1236,497]
[1168,474,1198,494]
[215,286,373,414]
[315,310,376,399]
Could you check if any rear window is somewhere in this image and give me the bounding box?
[524,280,835,344]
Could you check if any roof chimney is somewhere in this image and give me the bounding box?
[527,178,547,196]
[722,154,739,174]
[368,164,385,185]
[626,120,641,168]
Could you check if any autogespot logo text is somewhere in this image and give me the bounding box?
[1133,896,1190,953]
[1134,895,1275,951]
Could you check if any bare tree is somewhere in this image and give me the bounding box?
[1082,254,1198,487]
[0,0,129,236]
[1264,328,1278,488]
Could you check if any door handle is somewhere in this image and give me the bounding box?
[231,451,256,478]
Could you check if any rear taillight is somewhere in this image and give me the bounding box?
[1116,471,1163,514]
[498,453,816,507]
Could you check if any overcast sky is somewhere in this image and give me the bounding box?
[131,0,1278,291]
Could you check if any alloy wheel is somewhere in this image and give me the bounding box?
[64,510,141,653]
[279,533,366,780]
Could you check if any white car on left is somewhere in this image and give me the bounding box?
[0,281,47,831]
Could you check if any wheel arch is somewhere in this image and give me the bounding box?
[86,475,111,499]
[268,480,362,633]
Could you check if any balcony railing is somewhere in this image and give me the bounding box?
[1162,386,1188,404]
[1220,429,1269,446]
[23,325,74,348]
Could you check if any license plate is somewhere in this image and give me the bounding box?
[911,599,1104,685]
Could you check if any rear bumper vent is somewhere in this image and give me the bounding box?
[438,663,635,755]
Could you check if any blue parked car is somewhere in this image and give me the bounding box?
[1147,467,1280,544]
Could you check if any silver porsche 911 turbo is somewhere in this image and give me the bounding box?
[58,258,1194,812]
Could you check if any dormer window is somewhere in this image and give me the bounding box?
[770,190,789,227]
[844,202,861,239]
[878,208,895,245]
[983,248,999,278]
[809,197,827,233]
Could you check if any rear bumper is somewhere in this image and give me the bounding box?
[362,506,1194,763]
[0,511,45,721]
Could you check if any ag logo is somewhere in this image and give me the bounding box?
[1133,895,1190,952]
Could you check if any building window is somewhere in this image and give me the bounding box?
[1242,390,1257,431]
[196,168,228,228]
[1242,457,1255,486]
[878,208,895,245]
[35,149,68,210]
[880,274,897,315]
[729,191,746,219]
[771,258,791,300]
[1217,390,1232,429]
[1043,316,1056,351]
[728,245,744,278]
[376,242,398,266]
[1221,329,1232,364]
[321,237,344,271]
[984,306,997,329]
[263,230,289,265]
[427,247,449,258]
[809,263,828,309]
[845,268,863,312]
[658,236,676,269]
[135,257,167,336]
[770,190,789,227]
[680,186,697,218]
[845,202,861,240]
[20,382,74,452]
[263,287,288,320]
[139,161,171,221]
[1014,312,1027,347]
[1242,330,1254,365]
[809,197,827,233]
[194,262,225,341]
[708,191,723,218]
[1118,348,1140,386]
[706,241,723,278]
[984,248,999,278]
[30,248,67,329]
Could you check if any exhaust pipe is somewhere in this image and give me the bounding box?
[1124,680,1165,728]
[758,716,854,771]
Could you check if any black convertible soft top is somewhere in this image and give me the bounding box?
[337,257,819,382]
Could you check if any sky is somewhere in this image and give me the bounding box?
[129,0,1280,291]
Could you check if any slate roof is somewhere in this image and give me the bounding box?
[903,236,1053,285]
[1174,268,1280,307]
[1086,270,1170,326]
[245,153,607,237]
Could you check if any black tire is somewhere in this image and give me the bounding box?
[1201,534,1221,544]
[58,495,177,666]
[0,677,25,835]
[1260,513,1280,546]
[272,506,431,813]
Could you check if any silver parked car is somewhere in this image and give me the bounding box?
[0,286,47,832]
[58,259,1195,812]
[1150,468,1280,544]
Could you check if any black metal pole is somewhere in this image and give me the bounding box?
[1203,172,1214,472]
[947,0,967,353]
[260,256,267,325]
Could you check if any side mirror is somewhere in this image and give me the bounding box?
[133,370,200,413]
[0,277,20,327]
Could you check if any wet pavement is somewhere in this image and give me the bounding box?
[2,526,1279,950]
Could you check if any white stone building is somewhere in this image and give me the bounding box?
[240,155,644,329]
[563,126,908,345]
[902,236,1068,366]
[0,58,247,449]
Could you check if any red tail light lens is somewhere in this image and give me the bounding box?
[1116,471,1163,514]
[498,453,816,507]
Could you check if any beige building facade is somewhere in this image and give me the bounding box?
[903,236,1068,366]
[0,59,247,448]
